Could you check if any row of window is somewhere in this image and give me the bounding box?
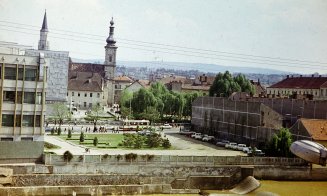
[0,67,38,81]
[268,89,323,96]
[68,92,101,98]
[0,137,34,141]
[2,114,41,127]
[3,91,42,104]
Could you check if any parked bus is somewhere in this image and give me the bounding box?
[119,119,150,131]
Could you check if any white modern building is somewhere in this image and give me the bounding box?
[0,52,48,162]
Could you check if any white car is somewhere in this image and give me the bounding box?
[225,142,237,149]
[194,134,204,140]
[237,144,247,151]
[202,136,215,142]
[161,124,172,129]
[243,147,252,153]
[191,133,202,138]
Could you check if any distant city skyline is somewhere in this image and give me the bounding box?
[0,0,326,74]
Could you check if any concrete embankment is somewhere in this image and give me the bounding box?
[1,155,322,195]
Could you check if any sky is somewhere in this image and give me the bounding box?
[0,0,326,74]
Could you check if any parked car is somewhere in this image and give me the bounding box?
[161,124,172,129]
[243,147,252,154]
[237,144,247,151]
[231,143,239,150]
[202,135,215,142]
[248,149,265,156]
[226,142,237,149]
[191,133,202,139]
[216,140,229,147]
[194,133,204,140]
[138,130,152,136]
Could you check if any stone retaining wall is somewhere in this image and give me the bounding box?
[44,154,307,167]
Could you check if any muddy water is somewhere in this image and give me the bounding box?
[140,181,327,196]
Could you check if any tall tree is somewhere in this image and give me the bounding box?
[50,102,71,128]
[209,71,254,97]
[266,128,293,157]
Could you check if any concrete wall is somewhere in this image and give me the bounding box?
[0,141,43,161]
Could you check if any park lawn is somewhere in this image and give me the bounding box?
[57,133,124,148]
[53,133,175,150]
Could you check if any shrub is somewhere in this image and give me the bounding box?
[93,137,98,146]
[67,129,72,138]
[78,155,84,162]
[116,154,122,161]
[134,135,144,149]
[125,153,138,162]
[146,133,162,148]
[63,150,73,162]
[80,132,85,142]
[103,154,110,159]
[162,138,171,149]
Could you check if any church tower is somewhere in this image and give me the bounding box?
[104,18,117,105]
[38,11,49,50]
[104,17,117,80]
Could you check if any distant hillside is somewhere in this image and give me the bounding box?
[71,58,293,74]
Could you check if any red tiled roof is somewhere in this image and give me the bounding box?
[114,76,133,83]
[269,77,327,89]
[301,119,327,140]
[69,62,106,78]
[68,71,103,92]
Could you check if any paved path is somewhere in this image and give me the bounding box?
[45,135,102,155]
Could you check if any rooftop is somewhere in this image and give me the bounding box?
[269,76,327,89]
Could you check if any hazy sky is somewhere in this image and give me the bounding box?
[0,0,326,74]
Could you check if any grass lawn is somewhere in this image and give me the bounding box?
[52,133,174,150]
[57,133,123,148]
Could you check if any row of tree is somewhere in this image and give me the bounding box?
[119,82,201,122]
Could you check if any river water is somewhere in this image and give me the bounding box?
[140,181,327,196]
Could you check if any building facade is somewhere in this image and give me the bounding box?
[267,75,327,100]
[25,11,69,103]
[114,75,133,103]
[0,52,48,162]
[192,97,282,147]
[68,18,117,107]
[67,72,105,110]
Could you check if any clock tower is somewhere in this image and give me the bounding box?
[104,17,117,80]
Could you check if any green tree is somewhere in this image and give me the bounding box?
[67,129,72,138]
[209,71,254,97]
[50,103,71,128]
[119,90,133,118]
[79,132,85,143]
[57,127,61,136]
[89,104,103,130]
[93,137,98,146]
[266,128,293,157]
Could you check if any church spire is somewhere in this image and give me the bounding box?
[41,10,48,32]
[38,10,49,50]
[106,17,116,45]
